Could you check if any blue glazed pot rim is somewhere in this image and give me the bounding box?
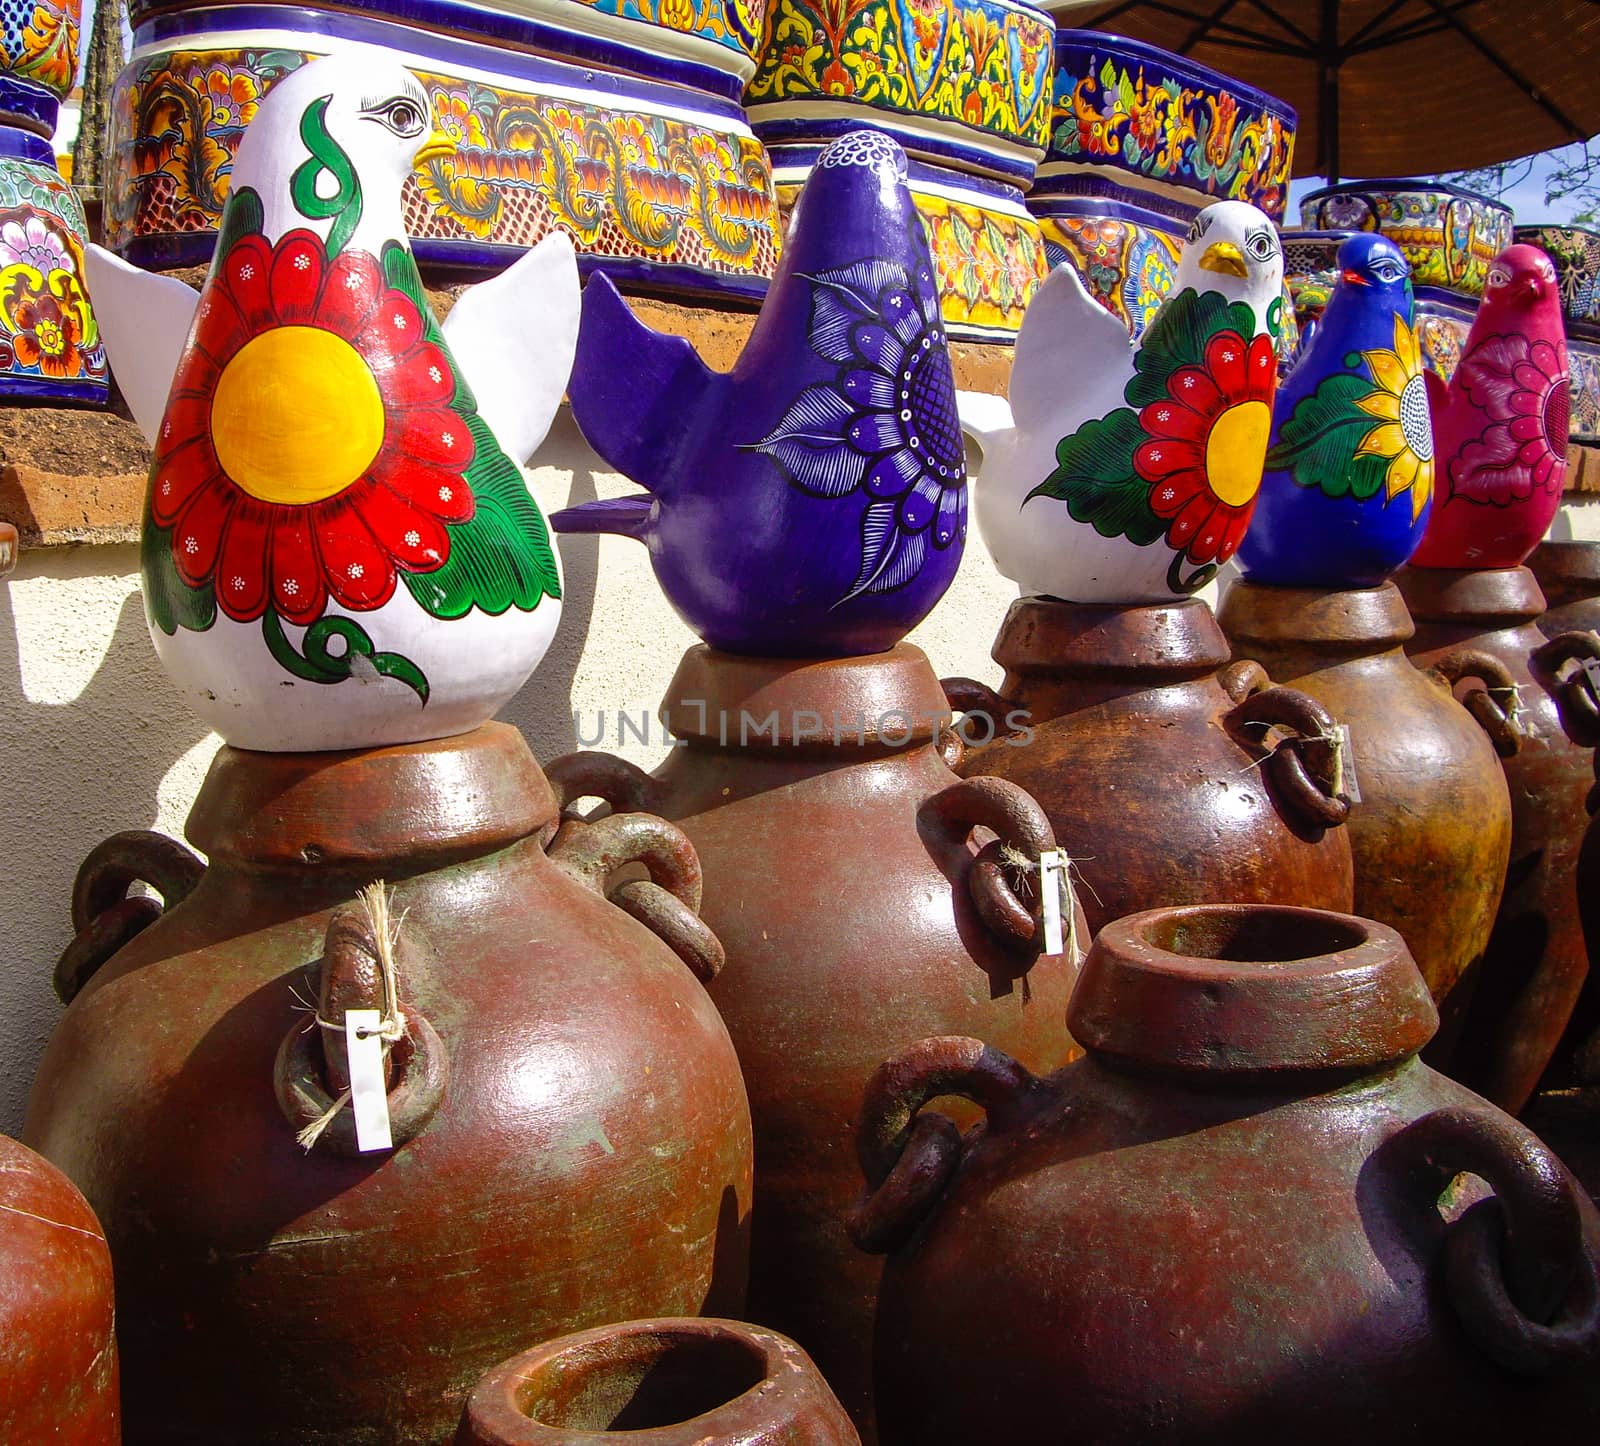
[1053,27,1297,124]
[1282,228,1360,241]
[1025,191,1188,233]
[1301,177,1513,215]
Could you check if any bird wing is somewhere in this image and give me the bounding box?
[441,230,580,466]
[1009,263,1132,435]
[84,245,200,447]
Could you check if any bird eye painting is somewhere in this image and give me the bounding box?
[86,50,581,752]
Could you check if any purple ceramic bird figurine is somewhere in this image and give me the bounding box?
[554,130,966,657]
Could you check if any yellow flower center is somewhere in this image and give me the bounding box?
[1204,399,1272,507]
[211,326,385,506]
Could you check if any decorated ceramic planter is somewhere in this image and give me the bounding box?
[1031,194,1180,337]
[129,0,766,101]
[1413,289,1476,381]
[559,132,969,656]
[965,199,1285,605]
[743,0,1054,187]
[1412,245,1570,572]
[109,9,783,302]
[89,52,580,752]
[1515,223,1600,338]
[0,0,80,131]
[770,144,1048,341]
[0,132,109,403]
[1036,30,1296,221]
[1243,233,1433,589]
[1299,180,1514,300]
[1568,335,1600,443]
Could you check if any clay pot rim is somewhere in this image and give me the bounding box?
[1218,579,1416,652]
[1395,565,1547,623]
[992,595,1232,678]
[460,1318,830,1444]
[1069,904,1439,1078]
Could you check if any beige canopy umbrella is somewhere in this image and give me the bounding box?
[1054,0,1600,181]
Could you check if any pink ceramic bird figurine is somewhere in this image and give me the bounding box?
[1410,243,1570,569]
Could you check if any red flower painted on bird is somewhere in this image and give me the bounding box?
[1449,332,1570,503]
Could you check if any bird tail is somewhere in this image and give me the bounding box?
[551,494,654,541]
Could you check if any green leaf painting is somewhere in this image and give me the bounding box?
[1264,368,1392,500]
[1026,407,1166,545]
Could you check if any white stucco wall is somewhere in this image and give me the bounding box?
[3,411,1598,1136]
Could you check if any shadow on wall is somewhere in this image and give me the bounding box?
[0,543,212,1136]
[499,405,602,762]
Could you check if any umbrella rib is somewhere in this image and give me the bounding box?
[1418,0,1586,139]
[1342,0,1423,52]
[1349,0,1481,53]
[1238,0,1317,50]
[1104,0,1313,54]
[1175,0,1244,54]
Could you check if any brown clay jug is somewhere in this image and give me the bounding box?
[856,904,1600,1446]
[1218,579,1516,1064]
[457,1318,859,1445]
[25,723,752,1446]
[1529,539,1600,638]
[547,642,1078,1440]
[943,597,1355,934]
[1396,564,1600,1111]
[0,1134,120,1444]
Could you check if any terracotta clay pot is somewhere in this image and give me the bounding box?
[857,905,1600,1446]
[1218,580,1514,1064]
[547,643,1078,1440]
[943,597,1355,934]
[457,1319,859,1445]
[24,723,752,1446]
[1396,564,1600,1111]
[1529,540,1600,638]
[0,1135,120,1444]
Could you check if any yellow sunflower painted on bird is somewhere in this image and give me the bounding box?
[1353,311,1435,522]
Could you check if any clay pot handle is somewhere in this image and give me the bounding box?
[1219,658,1271,703]
[1393,1106,1600,1375]
[940,676,1023,766]
[1532,631,1600,747]
[546,750,664,821]
[273,903,449,1156]
[929,776,1056,965]
[851,1036,1041,1254]
[1428,648,1524,758]
[56,830,207,1003]
[1224,684,1352,829]
[548,812,725,984]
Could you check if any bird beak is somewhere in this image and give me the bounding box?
[414,129,457,167]
[1199,241,1249,279]
[1341,268,1368,286]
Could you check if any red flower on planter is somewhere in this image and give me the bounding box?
[1133,328,1277,565]
[151,229,476,626]
[1449,333,1570,503]
[10,279,86,379]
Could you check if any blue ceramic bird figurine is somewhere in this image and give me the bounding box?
[554,130,965,657]
[1241,232,1434,588]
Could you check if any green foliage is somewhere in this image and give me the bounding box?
[1026,407,1165,545]
[261,610,429,702]
[1264,370,1391,500]
[1125,288,1258,409]
[290,95,363,257]
[141,498,216,636]
[213,186,264,258]
[380,244,563,620]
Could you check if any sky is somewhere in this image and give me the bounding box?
[72,0,1595,227]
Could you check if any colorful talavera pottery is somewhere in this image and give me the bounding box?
[1032,195,1181,336]
[1038,30,1296,221]
[88,51,579,751]
[769,144,1048,341]
[964,199,1284,604]
[108,12,783,300]
[1243,234,1433,588]
[557,132,966,657]
[0,0,109,405]
[1515,224,1600,337]
[1570,336,1600,442]
[1411,245,1571,571]
[743,0,1055,186]
[1299,180,1514,300]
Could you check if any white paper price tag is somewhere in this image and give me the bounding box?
[345,1008,394,1153]
[1040,850,1067,957]
[1335,724,1361,804]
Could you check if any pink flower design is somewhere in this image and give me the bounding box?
[0,215,73,276]
[1449,333,1570,503]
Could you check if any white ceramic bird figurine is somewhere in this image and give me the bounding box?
[963,199,1285,602]
[85,49,580,752]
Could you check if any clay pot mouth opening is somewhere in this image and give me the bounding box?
[516,1326,769,1431]
[1140,907,1371,965]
